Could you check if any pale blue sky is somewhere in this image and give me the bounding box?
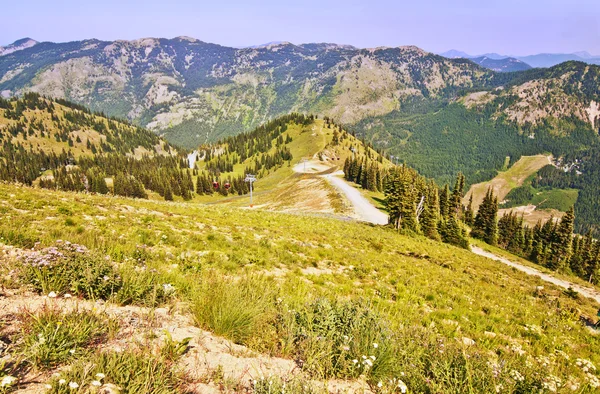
[2,0,599,55]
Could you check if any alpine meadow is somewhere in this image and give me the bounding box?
[1,1,600,393]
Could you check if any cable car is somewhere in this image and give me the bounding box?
[224,181,231,190]
[213,181,219,189]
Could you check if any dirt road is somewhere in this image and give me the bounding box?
[324,172,388,225]
[471,246,600,304]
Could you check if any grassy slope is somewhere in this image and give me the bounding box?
[195,119,393,210]
[464,155,552,209]
[1,182,599,391]
[0,101,169,158]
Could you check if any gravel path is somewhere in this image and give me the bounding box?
[471,245,600,304]
[324,173,388,225]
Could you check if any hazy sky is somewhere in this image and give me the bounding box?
[2,0,599,55]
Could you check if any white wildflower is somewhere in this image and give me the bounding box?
[1,376,17,387]
[68,381,79,389]
[91,380,102,386]
[397,379,408,393]
[59,379,66,385]
[48,291,57,298]
[510,370,525,382]
[63,293,72,299]
[373,343,378,348]
[95,373,105,379]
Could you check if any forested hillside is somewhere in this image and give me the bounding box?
[0,93,199,200]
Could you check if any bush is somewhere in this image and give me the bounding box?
[111,266,173,307]
[20,242,121,300]
[279,298,396,382]
[20,242,173,306]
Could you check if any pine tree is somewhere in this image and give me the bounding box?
[420,185,440,240]
[439,184,450,219]
[548,207,574,271]
[385,168,419,232]
[464,194,474,226]
[471,188,498,246]
[164,184,173,201]
[450,172,465,218]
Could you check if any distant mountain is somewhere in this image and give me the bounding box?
[439,50,526,71]
[439,49,472,58]
[515,53,600,68]
[439,50,508,60]
[440,49,600,68]
[0,38,38,56]
[469,56,531,72]
[573,51,595,59]
[477,53,508,60]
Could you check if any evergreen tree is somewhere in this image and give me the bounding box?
[464,194,474,226]
[471,188,498,246]
[548,207,575,271]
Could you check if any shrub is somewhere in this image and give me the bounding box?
[20,242,121,300]
[279,298,397,382]
[111,266,173,307]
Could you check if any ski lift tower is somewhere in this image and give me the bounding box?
[244,174,257,207]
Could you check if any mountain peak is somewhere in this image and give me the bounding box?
[0,38,38,56]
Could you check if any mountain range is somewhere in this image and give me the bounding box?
[2,36,599,151]
[440,49,600,68]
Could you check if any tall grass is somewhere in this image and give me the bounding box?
[45,349,183,394]
[190,273,277,345]
[19,305,114,369]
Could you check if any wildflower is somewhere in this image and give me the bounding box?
[69,381,79,389]
[69,349,76,355]
[373,343,378,348]
[95,373,105,379]
[397,379,408,393]
[45,384,53,389]
[162,283,175,294]
[377,381,383,388]
[1,376,17,387]
[59,379,66,385]
[370,355,376,361]
[48,291,58,298]
[103,275,110,282]
[510,370,525,382]
[63,293,72,299]
[352,359,358,364]
[342,345,350,351]
[91,380,102,386]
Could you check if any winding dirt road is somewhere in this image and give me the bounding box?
[323,172,388,225]
[471,246,600,304]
